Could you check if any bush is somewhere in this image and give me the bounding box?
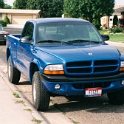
[110,26,124,33]
[94,19,101,30]
[0,20,7,27]
[4,15,10,24]
[113,15,118,26]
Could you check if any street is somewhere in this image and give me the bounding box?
[1,27,124,124]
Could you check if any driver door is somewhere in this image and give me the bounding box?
[16,22,34,77]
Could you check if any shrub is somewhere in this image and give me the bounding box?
[110,26,124,33]
[0,20,7,27]
[113,15,118,26]
[4,15,10,24]
[119,18,124,27]
[94,19,101,30]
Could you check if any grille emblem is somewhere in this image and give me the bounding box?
[88,52,93,55]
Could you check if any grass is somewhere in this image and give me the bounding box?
[99,29,124,42]
[99,30,107,34]
[32,117,42,124]
[15,99,26,106]
[13,92,20,98]
[109,34,124,42]
[69,118,79,124]
[24,108,32,112]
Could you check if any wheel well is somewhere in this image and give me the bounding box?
[30,63,39,83]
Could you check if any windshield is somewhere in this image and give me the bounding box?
[37,21,103,45]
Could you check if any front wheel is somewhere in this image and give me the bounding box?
[32,71,50,111]
[7,57,21,84]
[107,89,124,105]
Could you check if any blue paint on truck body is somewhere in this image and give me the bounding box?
[6,18,124,96]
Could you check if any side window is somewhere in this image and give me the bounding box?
[22,23,34,40]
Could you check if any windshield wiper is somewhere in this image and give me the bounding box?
[62,39,102,45]
[89,40,102,44]
[37,40,62,44]
[64,39,90,44]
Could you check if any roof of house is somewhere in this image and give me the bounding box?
[0,9,41,14]
[114,7,124,13]
[113,5,124,15]
[114,5,124,9]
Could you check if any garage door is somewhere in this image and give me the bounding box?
[12,15,33,24]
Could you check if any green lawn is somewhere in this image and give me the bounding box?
[99,30,124,42]
[109,34,124,42]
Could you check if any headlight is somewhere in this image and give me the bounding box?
[120,61,124,71]
[44,64,64,75]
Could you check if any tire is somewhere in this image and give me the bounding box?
[32,71,50,111]
[7,56,21,84]
[107,89,124,105]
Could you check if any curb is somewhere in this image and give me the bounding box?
[0,69,49,124]
[0,66,74,124]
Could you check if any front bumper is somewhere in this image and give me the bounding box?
[41,72,124,96]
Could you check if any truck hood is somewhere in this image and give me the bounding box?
[37,44,120,62]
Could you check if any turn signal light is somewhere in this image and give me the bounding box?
[120,67,124,71]
[44,70,64,75]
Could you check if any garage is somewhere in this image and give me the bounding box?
[0,9,41,25]
[12,15,33,24]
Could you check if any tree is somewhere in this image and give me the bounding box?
[51,0,64,17]
[13,0,27,9]
[4,4,12,9]
[113,15,118,26]
[26,0,63,17]
[64,0,114,29]
[0,0,4,8]
[4,15,10,24]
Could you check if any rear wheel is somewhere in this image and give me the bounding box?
[107,89,124,105]
[7,57,21,84]
[32,71,50,111]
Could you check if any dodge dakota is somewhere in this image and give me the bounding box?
[6,18,124,111]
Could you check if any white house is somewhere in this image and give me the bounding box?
[101,5,124,28]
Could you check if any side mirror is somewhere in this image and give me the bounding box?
[101,34,109,41]
[21,36,32,44]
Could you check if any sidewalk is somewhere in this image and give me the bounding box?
[106,41,124,47]
[0,63,74,124]
[0,68,47,124]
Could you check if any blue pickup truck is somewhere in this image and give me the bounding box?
[6,18,124,111]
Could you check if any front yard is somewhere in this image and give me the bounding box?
[99,30,124,42]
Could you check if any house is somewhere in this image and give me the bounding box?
[101,5,124,28]
[0,9,41,25]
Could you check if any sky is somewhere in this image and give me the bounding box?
[115,0,124,4]
[4,0,124,6]
[5,0,14,6]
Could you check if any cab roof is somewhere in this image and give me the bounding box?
[28,18,89,24]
